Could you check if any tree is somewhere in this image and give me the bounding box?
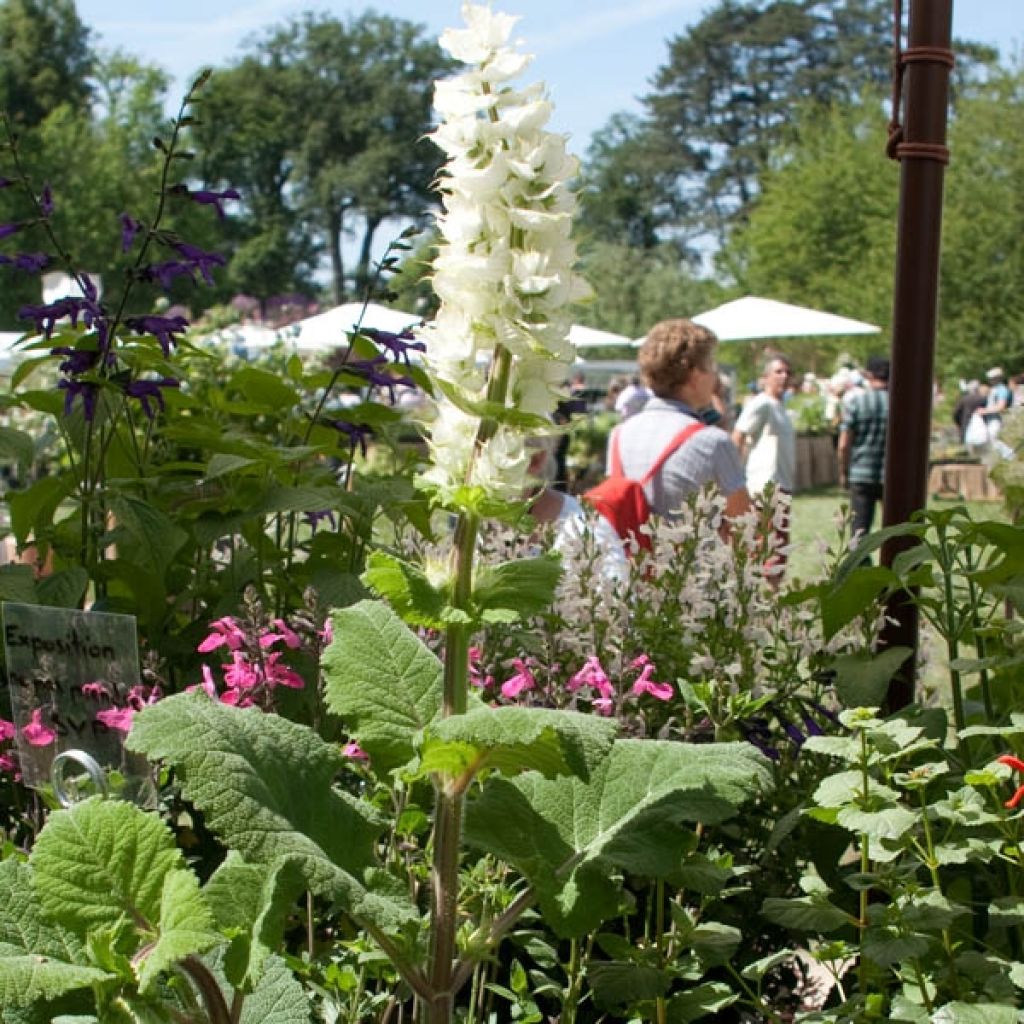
[641,0,893,243]
[0,0,93,127]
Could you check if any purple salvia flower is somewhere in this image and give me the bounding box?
[0,177,12,189]
[168,184,241,220]
[170,241,226,285]
[361,326,426,365]
[58,379,99,421]
[19,296,102,337]
[142,260,197,289]
[51,344,101,375]
[347,356,414,400]
[0,223,24,240]
[123,377,179,419]
[0,251,48,273]
[303,509,338,534]
[124,314,189,356]
[120,213,143,253]
[39,184,53,218]
[329,420,371,457]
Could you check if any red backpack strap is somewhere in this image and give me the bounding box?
[639,422,706,486]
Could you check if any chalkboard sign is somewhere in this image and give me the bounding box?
[2,602,152,801]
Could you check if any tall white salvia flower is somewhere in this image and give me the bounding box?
[418,3,590,507]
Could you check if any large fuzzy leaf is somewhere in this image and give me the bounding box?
[0,944,112,1009]
[420,706,617,782]
[0,860,112,1009]
[127,694,415,934]
[472,554,563,622]
[237,954,313,1024]
[137,868,220,993]
[321,600,444,772]
[30,797,182,935]
[203,854,306,992]
[465,739,769,936]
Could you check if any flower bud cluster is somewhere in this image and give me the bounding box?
[417,3,590,506]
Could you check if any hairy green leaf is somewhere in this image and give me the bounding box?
[830,647,913,707]
[465,740,768,936]
[666,980,738,1021]
[237,953,313,1023]
[30,797,182,935]
[137,868,220,992]
[0,943,112,1009]
[420,706,616,782]
[203,854,306,992]
[322,600,443,772]
[587,961,670,1010]
[760,895,851,932]
[361,551,450,629]
[472,554,562,622]
[127,694,412,934]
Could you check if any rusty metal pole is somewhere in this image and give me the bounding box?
[880,0,955,711]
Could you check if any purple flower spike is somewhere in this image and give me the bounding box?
[0,251,48,273]
[361,326,426,365]
[142,260,197,289]
[303,509,338,534]
[123,377,179,419]
[329,420,371,457]
[0,223,24,241]
[51,344,100,375]
[124,314,189,356]
[19,296,102,337]
[170,241,226,285]
[120,213,143,253]
[58,379,99,421]
[169,184,241,220]
[39,184,54,218]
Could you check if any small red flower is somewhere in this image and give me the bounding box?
[997,755,1024,809]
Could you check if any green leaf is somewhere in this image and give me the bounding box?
[8,475,74,545]
[321,600,443,772]
[472,554,562,622]
[230,367,300,410]
[666,981,738,1021]
[830,647,913,707]
[587,961,671,1010]
[361,551,450,629]
[836,804,917,841]
[740,949,797,981]
[107,495,188,576]
[206,453,261,479]
[237,954,313,1024]
[802,734,861,762]
[36,568,89,609]
[203,853,305,992]
[420,706,617,782]
[0,942,113,1009]
[821,565,895,640]
[0,425,35,466]
[137,868,219,992]
[0,564,37,603]
[0,859,89,966]
[689,922,741,966]
[126,694,410,934]
[465,740,769,936]
[761,895,851,932]
[30,797,182,934]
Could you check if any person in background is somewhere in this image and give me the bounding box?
[952,380,986,444]
[731,355,796,500]
[731,354,796,569]
[614,374,652,419]
[838,355,889,541]
[982,367,1011,444]
[612,319,750,523]
[552,370,588,491]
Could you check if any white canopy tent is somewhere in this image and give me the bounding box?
[0,332,25,376]
[286,302,422,355]
[568,324,633,349]
[689,296,881,342]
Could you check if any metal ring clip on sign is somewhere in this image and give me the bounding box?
[50,749,109,807]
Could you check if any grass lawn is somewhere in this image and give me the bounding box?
[787,486,1008,584]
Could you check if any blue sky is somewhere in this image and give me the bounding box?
[76,0,1023,158]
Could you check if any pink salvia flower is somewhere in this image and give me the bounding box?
[343,741,370,762]
[224,652,261,690]
[0,718,15,743]
[81,681,110,700]
[631,663,674,701]
[197,616,246,653]
[186,664,219,699]
[96,707,135,733]
[272,619,302,649]
[568,656,613,697]
[500,658,536,699]
[219,687,245,706]
[265,652,304,689]
[22,708,57,747]
[592,697,614,716]
[0,752,17,774]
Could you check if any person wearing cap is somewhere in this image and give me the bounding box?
[982,367,1011,443]
[838,355,889,541]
